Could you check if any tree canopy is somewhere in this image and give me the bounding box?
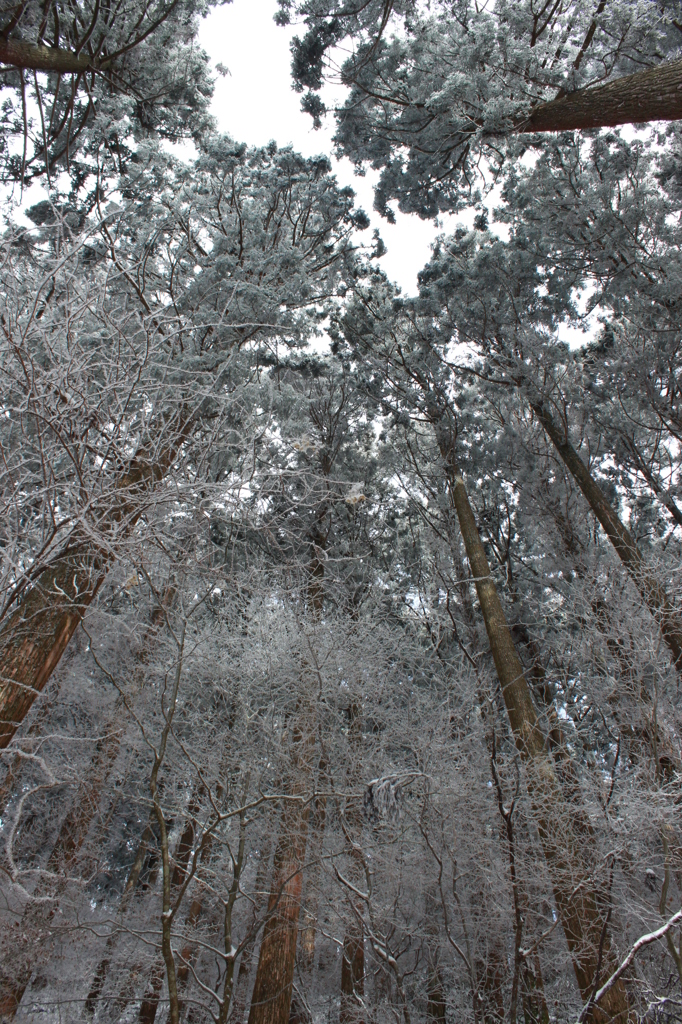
[1,3,682,1023]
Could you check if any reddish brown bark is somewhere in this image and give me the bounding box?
[0,553,106,748]
[339,704,364,1024]
[248,713,315,1024]
[0,420,191,751]
[139,964,166,1024]
[247,809,311,1024]
[522,953,550,1024]
[298,762,328,973]
[474,944,506,1024]
[230,839,274,1023]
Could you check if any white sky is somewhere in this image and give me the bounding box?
[197,0,459,295]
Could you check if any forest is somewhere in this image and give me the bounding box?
[1,1,682,1022]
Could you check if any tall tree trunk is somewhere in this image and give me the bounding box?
[299,759,328,975]
[340,920,365,1024]
[84,818,160,1014]
[247,715,315,1024]
[531,400,682,671]
[519,59,682,133]
[340,703,365,1024]
[433,420,633,1023]
[474,943,506,1024]
[83,590,177,1017]
[521,953,550,1024]
[510,617,591,821]
[246,806,311,1024]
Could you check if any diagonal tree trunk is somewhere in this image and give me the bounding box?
[0,417,192,751]
[519,59,682,134]
[531,400,682,672]
[432,416,633,1024]
[0,38,109,73]
[0,551,107,749]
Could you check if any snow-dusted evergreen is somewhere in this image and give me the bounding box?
[1,2,682,1022]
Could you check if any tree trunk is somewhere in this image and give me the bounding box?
[521,953,550,1024]
[0,419,191,750]
[434,423,633,1023]
[520,59,682,133]
[424,886,445,1024]
[0,552,107,748]
[299,760,328,974]
[247,804,312,1024]
[339,703,364,1024]
[230,838,274,1023]
[84,818,160,1014]
[247,711,315,1024]
[340,922,365,1024]
[531,400,682,672]
[474,943,506,1024]
[0,38,107,73]
[137,790,202,1024]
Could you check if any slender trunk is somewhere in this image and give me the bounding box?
[532,401,682,671]
[230,838,273,1023]
[520,58,682,133]
[619,436,682,531]
[424,885,446,1024]
[434,424,632,1023]
[138,790,202,1024]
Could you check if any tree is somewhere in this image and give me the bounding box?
[333,290,634,1019]
[0,0,221,184]
[2,30,682,1019]
[0,136,366,750]
[277,0,682,217]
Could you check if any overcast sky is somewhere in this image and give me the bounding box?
[197,0,459,296]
